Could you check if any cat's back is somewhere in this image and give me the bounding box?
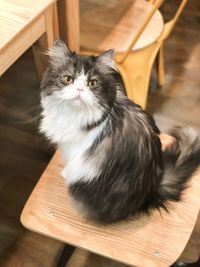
[115,91,160,136]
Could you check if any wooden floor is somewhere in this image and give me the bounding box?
[0,0,199,266]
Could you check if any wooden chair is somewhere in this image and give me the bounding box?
[0,0,59,78]
[80,0,188,109]
[147,0,187,87]
[21,139,200,266]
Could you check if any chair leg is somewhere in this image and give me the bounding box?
[177,211,200,264]
[157,44,165,87]
[171,262,188,267]
[64,248,127,267]
[32,3,59,79]
[55,244,75,267]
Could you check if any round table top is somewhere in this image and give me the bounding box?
[80,0,164,53]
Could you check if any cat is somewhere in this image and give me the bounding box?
[40,39,200,224]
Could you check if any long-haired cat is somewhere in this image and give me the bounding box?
[40,40,200,224]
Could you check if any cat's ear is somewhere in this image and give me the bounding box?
[48,39,74,65]
[98,49,114,59]
[97,49,117,71]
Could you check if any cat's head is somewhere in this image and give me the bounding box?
[41,39,122,111]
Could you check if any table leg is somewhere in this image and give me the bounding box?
[32,3,59,79]
[57,0,80,52]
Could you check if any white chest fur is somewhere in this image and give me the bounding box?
[40,96,106,184]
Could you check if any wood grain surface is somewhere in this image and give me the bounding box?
[0,0,58,76]
[21,151,200,267]
[0,0,56,53]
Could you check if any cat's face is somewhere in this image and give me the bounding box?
[41,40,119,111]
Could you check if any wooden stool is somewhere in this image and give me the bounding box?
[0,0,59,78]
[80,0,187,109]
[21,150,200,267]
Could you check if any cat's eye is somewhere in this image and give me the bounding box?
[88,79,98,88]
[62,75,74,85]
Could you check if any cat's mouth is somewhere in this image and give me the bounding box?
[75,93,83,100]
[71,93,85,104]
[74,90,88,102]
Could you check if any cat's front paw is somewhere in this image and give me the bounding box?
[61,168,67,179]
[61,167,72,185]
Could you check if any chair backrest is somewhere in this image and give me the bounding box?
[118,0,188,63]
[148,0,188,40]
[117,0,164,63]
[160,0,188,40]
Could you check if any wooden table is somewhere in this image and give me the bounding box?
[0,0,59,76]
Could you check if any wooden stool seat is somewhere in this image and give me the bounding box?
[21,151,200,267]
[80,0,164,53]
[0,0,58,76]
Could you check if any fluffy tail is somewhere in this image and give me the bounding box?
[159,127,200,203]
